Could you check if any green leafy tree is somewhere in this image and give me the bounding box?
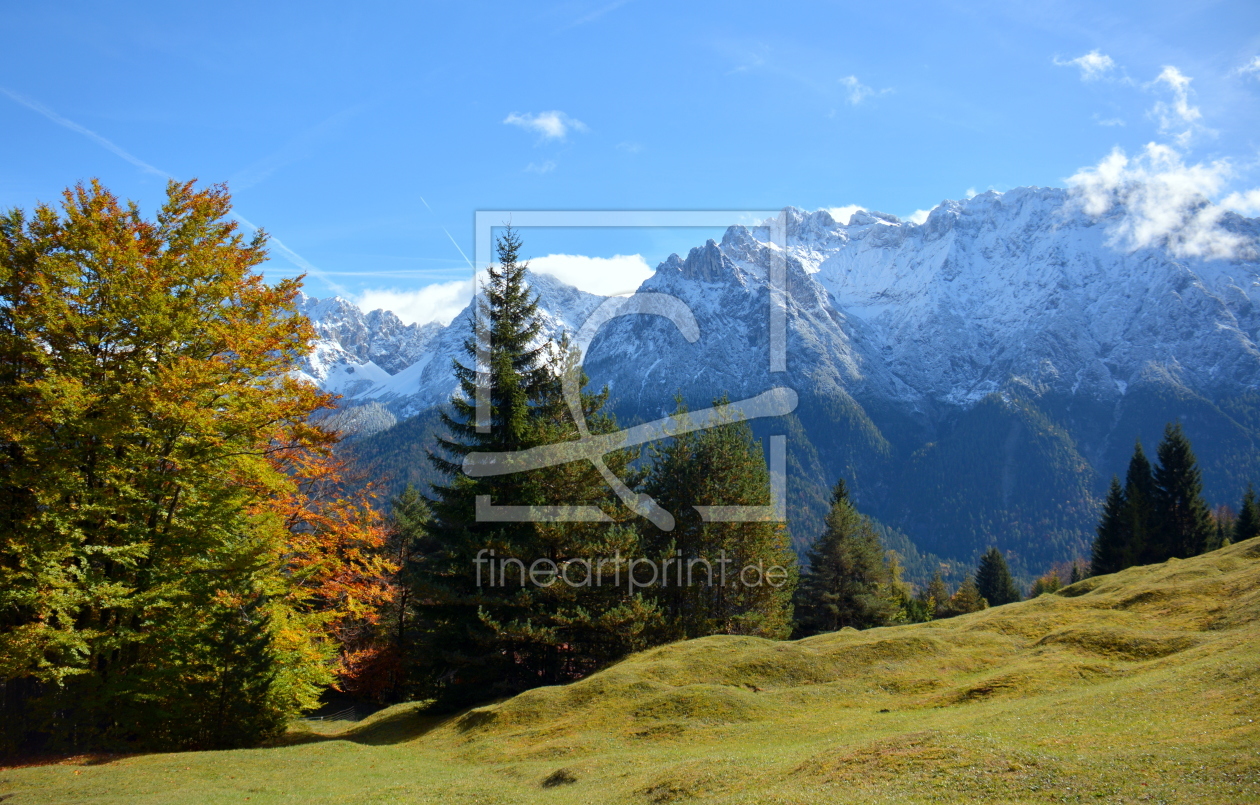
[886,551,931,623]
[793,479,897,635]
[1028,571,1062,597]
[918,571,951,619]
[974,547,1021,606]
[1235,485,1260,544]
[1150,423,1213,560]
[0,180,337,751]
[944,577,988,616]
[1207,504,1234,553]
[641,399,797,641]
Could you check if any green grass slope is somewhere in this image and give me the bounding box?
[6,538,1260,804]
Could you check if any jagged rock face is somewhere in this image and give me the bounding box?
[297,188,1260,570]
[295,294,443,375]
[785,188,1260,408]
[297,274,606,421]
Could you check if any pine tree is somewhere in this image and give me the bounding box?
[642,399,796,640]
[1091,476,1129,576]
[1234,485,1259,544]
[1150,422,1214,560]
[411,230,657,707]
[1121,439,1156,567]
[491,343,661,684]
[409,227,557,705]
[974,547,1021,606]
[1069,561,1084,584]
[793,479,897,635]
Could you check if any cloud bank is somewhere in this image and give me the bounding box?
[355,254,654,325]
[356,279,474,326]
[825,205,865,224]
[1067,142,1256,260]
[529,253,653,297]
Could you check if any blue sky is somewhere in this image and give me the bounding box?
[2,1,1258,324]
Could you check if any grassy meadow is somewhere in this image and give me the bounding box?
[5,537,1260,804]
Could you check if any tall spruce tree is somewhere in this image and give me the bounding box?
[411,230,655,707]
[1091,476,1128,576]
[793,479,897,635]
[411,226,554,705]
[1234,485,1260,544]
[1150,422,1213,560]
[974,547,1021,606]
[641,400,796,640]
[1122,439,1156,566]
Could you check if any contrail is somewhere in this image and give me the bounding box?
[229,212,351,297]
[2,86,346,296]
[0,87,172,178]
[420,196,474,268]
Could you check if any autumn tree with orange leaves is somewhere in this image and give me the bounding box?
[0,179,394,752]
[265,446,402,701]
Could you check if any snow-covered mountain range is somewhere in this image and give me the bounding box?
[297,187,1260,572]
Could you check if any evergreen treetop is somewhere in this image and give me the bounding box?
[1091,476,1128,577]
[1151,422,1214,560]
[793,477,896,635]
[642,399,796,641]
[1234,485,1259,544]
[974,546,1021,606]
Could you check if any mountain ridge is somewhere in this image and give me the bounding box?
[297,187,1260,574]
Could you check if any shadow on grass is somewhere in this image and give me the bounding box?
[281,702,458,747]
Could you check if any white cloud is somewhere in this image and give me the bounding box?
[529,253,653,296]
[964,187,978,199]
[839,76,873,104]
[525,160,557,174]
[841,76,892,105]
[1066,142,1256,259]
[1238,56,1260,77]
[906,209,932,225]
[838,75,890,105]
[1150,66,1203,145]
[1054,50,1116,81]
[1221,189,1260,217]
[356,279,474,326]
[825,205,865,224]
[1095,116,1125,127]
[503,110,588,141]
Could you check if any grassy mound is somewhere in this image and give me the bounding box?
[6,539,1260,803]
